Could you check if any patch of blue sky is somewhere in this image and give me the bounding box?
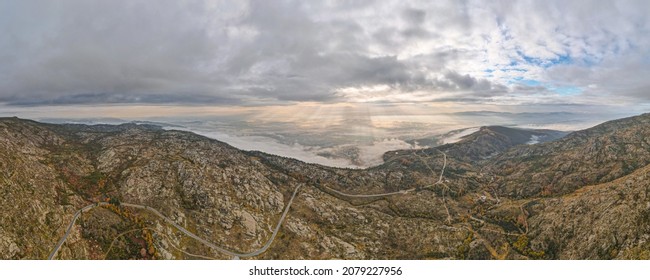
[483,69,495,78]
[521,54,541,65]
[506,76,524,85]
[550,86,582,96]
[514,50,573,68]
[519,79,541,86]
[507,78,542,86]
[503,68,527,72]
[507,77,582,96]
[549,54,572,65]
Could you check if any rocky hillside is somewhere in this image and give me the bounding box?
[387,126,566,165]
[525,164,650,259]
[485,113,650,198]
[0,113,649,260]
[438,126,566,162]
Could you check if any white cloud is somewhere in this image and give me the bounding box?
[173,128,359,168]
[172,127,423,168]
[356,138,422,167]
[441,127,480,144]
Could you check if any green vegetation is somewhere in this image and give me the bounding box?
[455,232,474,259]
[109,197,120,206]
[512,234,545,259]
[101,204,158,259]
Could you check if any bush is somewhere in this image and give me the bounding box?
[109,197,120,206]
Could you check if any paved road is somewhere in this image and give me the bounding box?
[418,149,447,186]
[324,186,415,197]
[48,184,303,259]
[49,150,445,259]
[48,202,107,260]
[437,151,447,183]
[323,150,447,198]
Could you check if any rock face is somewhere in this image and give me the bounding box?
[0,113,649,259]
[522,164,650,259]
[238,210,258,237]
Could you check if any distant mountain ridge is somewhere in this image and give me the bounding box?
[440,125,567,161]
[381,125,567,179]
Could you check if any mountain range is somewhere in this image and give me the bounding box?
[0,113,649,259]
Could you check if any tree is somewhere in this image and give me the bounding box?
[109,197,120,206]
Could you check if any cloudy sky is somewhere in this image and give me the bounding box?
[1,0,649,110]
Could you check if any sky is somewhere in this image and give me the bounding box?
[1,0,650,167]
[1,0,649,109]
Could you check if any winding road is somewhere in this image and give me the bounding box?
[48,183,303,260]
[48,203,106,260]
[322,149,447,198]
[418,149,447,187]
[49,149,446,259]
